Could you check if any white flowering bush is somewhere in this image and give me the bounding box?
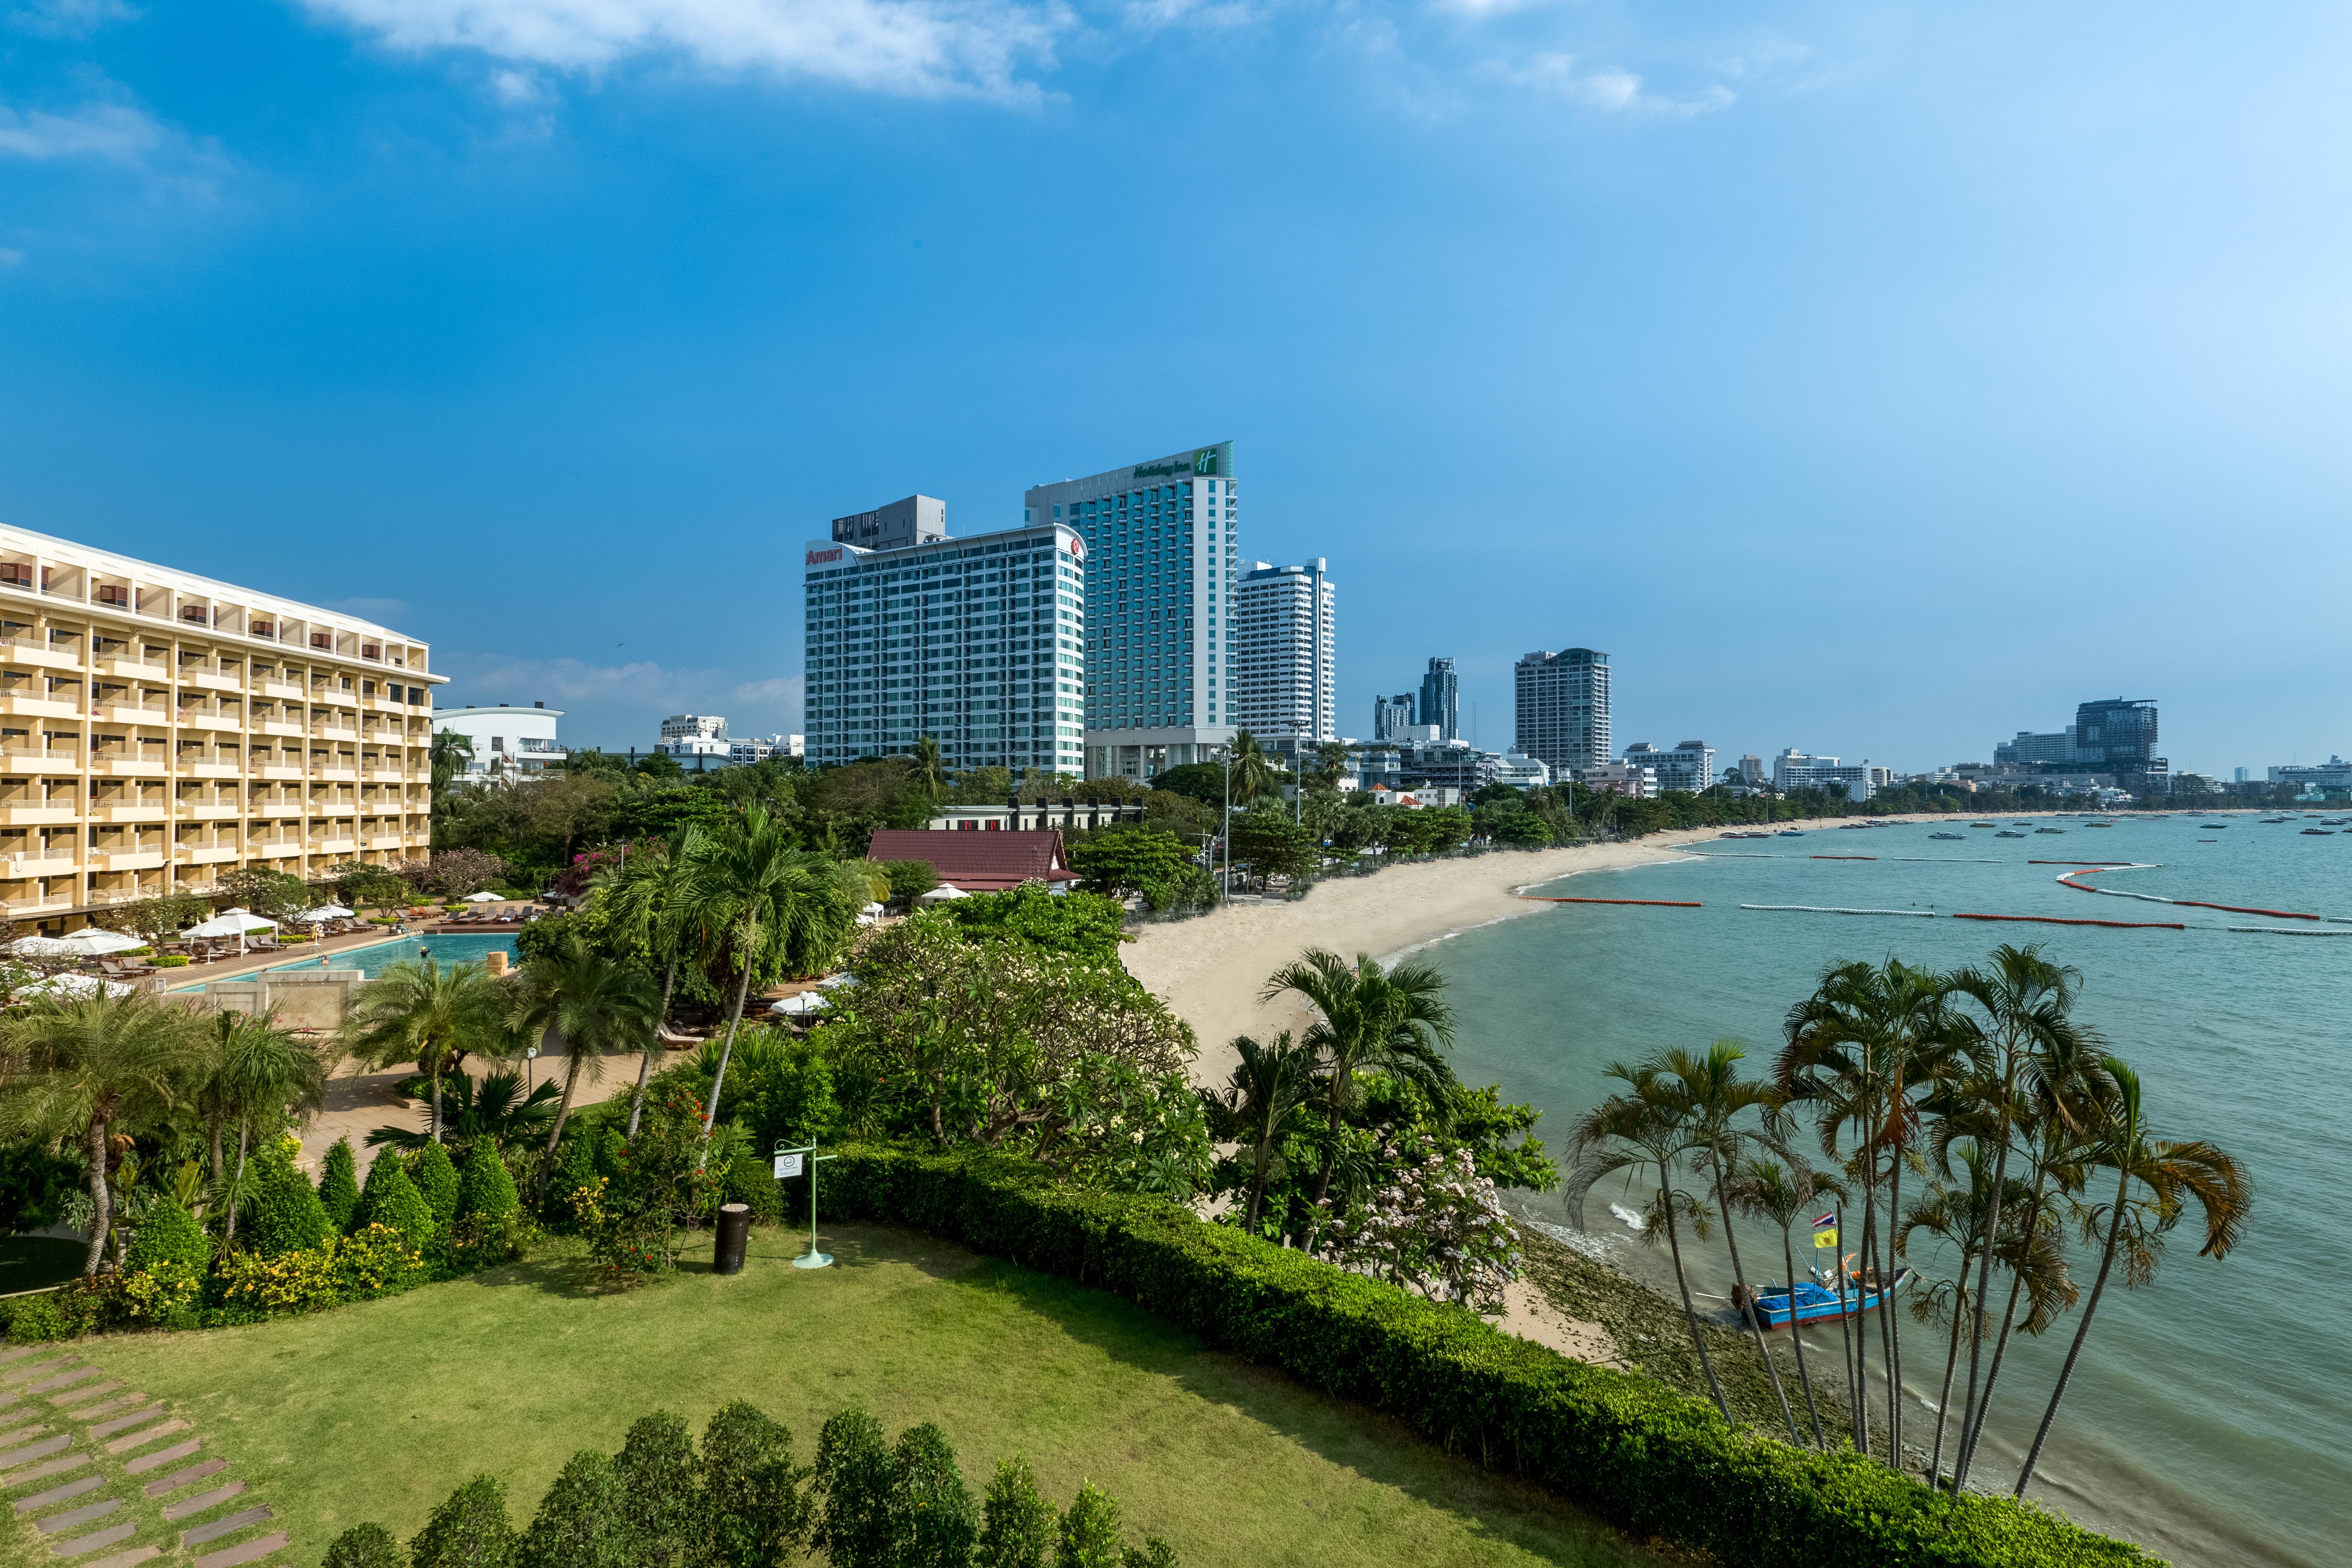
[1327,1136,1521,1311]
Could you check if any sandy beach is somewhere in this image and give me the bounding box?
[1123,812,2054,1084]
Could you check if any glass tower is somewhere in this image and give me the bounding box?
[1022,442,1238,780]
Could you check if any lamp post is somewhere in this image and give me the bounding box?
[1219,742,1233,900]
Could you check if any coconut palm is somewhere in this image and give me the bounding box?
[0,994,205,1274]
[1727,1153,1848,1449]
[365,1066,560,1153]
[509,928,663,1205]
[682,805,865,1137]
[907,736,948,798]
[594,827,704,1138]
[2013,1058,2249,1497]
[430,728,475,796]
[1226,730,1275,806]
[201,1011,329,1241]
[341,956,511,1143]
[1567,1058,1730,1422]
[1898,1141,2023,1483]
[1202,1032,1315,1236]
[1259,950,1456,1231]
[1671,1040,1801,1444]
[1777,956,1959,1460]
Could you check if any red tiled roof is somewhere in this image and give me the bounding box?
[866,829,1079,893]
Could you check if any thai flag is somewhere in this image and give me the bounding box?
[1814,1212,1838,1230]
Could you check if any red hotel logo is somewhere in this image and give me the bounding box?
[806,546,845,566]
[1068,536,1085,559]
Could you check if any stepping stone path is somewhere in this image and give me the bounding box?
[0,1344,280,1565]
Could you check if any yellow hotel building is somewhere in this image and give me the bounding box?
[0,524,442,931]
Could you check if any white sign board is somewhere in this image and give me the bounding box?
[774,1152,805,1179]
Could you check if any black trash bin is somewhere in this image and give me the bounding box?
[713,1202,752,1275]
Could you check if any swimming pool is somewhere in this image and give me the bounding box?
[175,932,519,987]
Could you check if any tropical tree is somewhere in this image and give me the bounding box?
[2013,1058,2250,1497]
[594,828,703,1138]
[906,736,948,798]
[1200,1032,1314,1236]
[1898,1141,2021,1482]
[1224,730,1276,807]
[1566,1057,1731,1421]
[341,957,512,1142]
[1668,1041,1800,1443]
[683,806,866,1138]
[0,994,205,1274]
[509,928,663,1205]
[200,1010,329,1241]
[1308,740,1352,793]
[364,1067,561,1154]
[431,728,476,797]
[1258,950,1456,1230]
[1727,1153,1847,1448]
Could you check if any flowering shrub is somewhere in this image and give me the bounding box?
[1324,1138,1519,1312]
[1032,1057,1215,1200]
[333,1224,430,1300]
[219,1242,345,1315]
[119,1258,205,1324]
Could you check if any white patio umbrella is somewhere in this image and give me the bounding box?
[917,884,968,902]
[297,904,355,924]
[9,929,145,960]
[180,907,278,955]
[769,992,830,1017]
[463,891,506,903]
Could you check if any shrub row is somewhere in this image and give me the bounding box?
[824,1145,2159,1568]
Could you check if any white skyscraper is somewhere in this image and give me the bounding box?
[801,516,1088,774]
[1023,442,1237,780]
[1233,559,1337,740]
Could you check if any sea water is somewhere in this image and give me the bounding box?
[1417,815,2347,1568]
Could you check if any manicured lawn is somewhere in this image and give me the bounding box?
[79,1224,1666,1568]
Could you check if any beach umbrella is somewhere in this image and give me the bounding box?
[463,891,506,903]
[768,992,830,1017]
[297,904,355,924]
[917,884,968,902]
[17,973,136,1000]
[9,929,144,960]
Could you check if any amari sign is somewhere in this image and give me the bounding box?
[1131,447,1223,480]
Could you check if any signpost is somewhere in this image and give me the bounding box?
[774,1141,836,1270]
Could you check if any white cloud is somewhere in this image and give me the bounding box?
[0,99,166,162]
[489,66,544,102]
[298,0,1074,102]
[1491,51,1733,116]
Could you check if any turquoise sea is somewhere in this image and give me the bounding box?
[1415,814,2348,1568]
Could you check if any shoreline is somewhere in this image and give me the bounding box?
[1123,811,2041,1081]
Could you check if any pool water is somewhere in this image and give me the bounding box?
[175,932,518,986]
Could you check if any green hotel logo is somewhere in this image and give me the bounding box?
[1131,447,1222,480]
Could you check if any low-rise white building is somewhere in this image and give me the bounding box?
[437,703,566,777]
[1772,747,1889,799]
[1621,740,1713,794]
[1572,760,1654,797]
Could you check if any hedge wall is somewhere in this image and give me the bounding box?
[824,1145,2159,1568]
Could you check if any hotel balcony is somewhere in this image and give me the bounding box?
[174,710,241,732]
[0,802,78,825]
[0,693,82,720]
[0,748,77,774]
[311,835,359,855]
[175,844,241,866]
[182,759,243,780]
[88,803,168,823]
[0,639,80,672]
[90,755,169,778]
[88,849,166,872]
[256,679,303,701]
[175,801,241,820]
[1,851,78,877]
[179,669,240,694]
[92,655,166,681]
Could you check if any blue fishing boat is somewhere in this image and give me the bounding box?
[1739,1262,1916,1330]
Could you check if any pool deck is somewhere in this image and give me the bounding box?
[157,908,532,989]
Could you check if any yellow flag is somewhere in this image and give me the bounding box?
[1812,1227,1839,1249]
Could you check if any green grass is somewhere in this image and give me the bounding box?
[75,1224,1673,1568]
[0,1237,83,1297]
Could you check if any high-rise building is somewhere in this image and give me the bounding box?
[0,523,438,930]
[802,518,1087,774]
[1373,693,1416,742]
[1513,647,1610,776]
[1737,754,1765,786]
[1995,729,2078,766]
[831,496,947,553]
[1022,443,1236,780]
[1418,657,1459,743]
[1622,740,1714,793]
[1233,559,1336,741]
[2073,698,2158,768]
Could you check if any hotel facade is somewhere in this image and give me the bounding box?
[0,525,441,930]
[801,511,1088,774]
[1022,443,1238,780]
[1233,558,1337,741]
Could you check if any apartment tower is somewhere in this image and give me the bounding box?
[1418,657,1459,743]
[1022,443,1236,780]
[1513,646,1611,776]
[1233,559,1337,741]
[0,525,440,931]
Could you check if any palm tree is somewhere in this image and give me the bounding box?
[1567,1059,1731,1422]
[1227,730,1275,806]
[201,1011,328,1242]
[1309,741,1351,793]
[594,828,704,1138]
[0,994,204,1274]
[907,736,948,798]
[509,928,663,1205]
[430,728,475,796]
[1259,950,1455,1232]
[1898,1141,2020,1483]
[1935,945,2101,1490]
[365,1066,560,1152]
[1777,956,1959,1460]
[1671,1040,1800,1444]
[341,956,511,1143]
[1727,1153,1847,1449]
[2013,1058,2249,1497]
[681,805,864,1138]
[1201,1032,1315,1236]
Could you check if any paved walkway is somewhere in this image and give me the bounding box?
[0,1346,282,1566]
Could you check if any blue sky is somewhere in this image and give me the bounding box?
[4,0,2349,775]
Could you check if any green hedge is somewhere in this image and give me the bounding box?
[824,1145,2156,1568]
